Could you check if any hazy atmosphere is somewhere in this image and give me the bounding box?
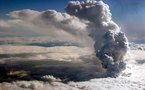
[0,0,145,90]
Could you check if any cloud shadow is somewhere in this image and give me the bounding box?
[0,58,106,83]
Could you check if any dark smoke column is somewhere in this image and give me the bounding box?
[65,1,128,77]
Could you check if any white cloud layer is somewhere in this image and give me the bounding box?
[0,43,145,90]
[0,45,93,62]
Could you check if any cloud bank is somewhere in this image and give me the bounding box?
[3,0,128,77]
[1,44,145,90]
[0,45,105,82]
[0,20,11,28]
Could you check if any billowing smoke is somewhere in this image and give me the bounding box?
[65,1,128,77]
[6,0,128,77]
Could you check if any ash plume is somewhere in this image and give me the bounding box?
[65,1,128,77]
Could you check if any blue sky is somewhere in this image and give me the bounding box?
[0,0,145,20]
[0,0,73,19]
[0,0,145,41]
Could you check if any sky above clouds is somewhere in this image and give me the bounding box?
[0,0,145,41]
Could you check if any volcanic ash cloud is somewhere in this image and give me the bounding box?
[7,1,128,77]
[65,1,128,77]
